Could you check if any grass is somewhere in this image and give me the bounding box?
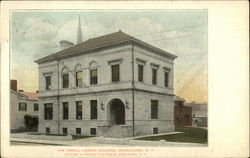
[135,126,207,144]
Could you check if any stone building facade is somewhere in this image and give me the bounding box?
[10,80,39,132]
[35,30,177,137]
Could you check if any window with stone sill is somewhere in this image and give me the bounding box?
[44,103,53,120]
[151,100,158,119]
[138,64,144,82]
[63,102,69,120]
[90,69,98,85]
[152,69,157,85]
[62,73,69,88]
[108,58,122,83]
[76,101,82,120]
[111,64,120,82]
[45,76,51,90]
[76,71,83,87]
[90,100,97,119]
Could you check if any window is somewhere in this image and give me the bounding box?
[164,72,169,87]
[63,102,69,120]
[138,64,144,82]
[34,103,39,111]
[45,76,51,90]
[153,127,158,134]
[44,103,53,120]
[76,128,81,134]
[111,65,120,82]
[151,100,158,119]
[90,128,96,135]
[90,100,97,119]
[76,101,82,120]
[62,127,68,134]
[152,69,157,85]
[18,102,27,111]
[62,73,69,88]
[46,127,50,134]
[76,71,83,87]
[90,69,98,85]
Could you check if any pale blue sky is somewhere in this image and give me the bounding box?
[10,10,207,103]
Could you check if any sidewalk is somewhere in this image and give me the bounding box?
[11,134,207,147]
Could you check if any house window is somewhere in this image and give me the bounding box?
[164,72,169,87]
[62,127,68,134]
[18,102,27,111]
[34,103,39,111]
[76,128,81,134]
[152,69,157,85]
[153,127,158,134]
[62,73,69,88]
[151,100,158,119]
[45,76,51,90]
[90,69,98,85]
[138,64,144,82]
[111,65,120,82]
[76,71,83,87]
[46,127,50,134]
[76,101,82,120]
[90,128,96,135]
[44,103,53,120]
[90,100,97,119]
[63,102,69,120]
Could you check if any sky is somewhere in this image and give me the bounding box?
[10,10,207,103]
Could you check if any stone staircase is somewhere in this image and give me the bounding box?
[103,125,132,138]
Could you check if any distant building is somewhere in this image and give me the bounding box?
[34,18,177,137]
[10,80,39,132]
[187,102,207,127]
[174,96,192,126]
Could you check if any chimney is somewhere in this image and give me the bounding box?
[18,90,24,92]
[10,80,17,92]
[59,40,74,50]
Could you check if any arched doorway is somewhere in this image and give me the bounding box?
[109,99,125,125]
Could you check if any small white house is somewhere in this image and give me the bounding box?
[10,80,39,132]
[35,21,177,137]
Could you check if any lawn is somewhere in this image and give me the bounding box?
[135,126,207,144]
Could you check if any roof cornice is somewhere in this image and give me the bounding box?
[35,38,177,64]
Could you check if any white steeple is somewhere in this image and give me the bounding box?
[77,16,83,44]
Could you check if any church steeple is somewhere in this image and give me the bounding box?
[77,16,83,44]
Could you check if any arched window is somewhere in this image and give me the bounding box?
[62,67,69,88]
[89,61,98,85]
[75,64,83,87]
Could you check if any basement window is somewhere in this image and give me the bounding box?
[76,128,81,135]
[46,127,50,134]
[153,128,158,134]
[62,128,68,134]
[90,128,96,135]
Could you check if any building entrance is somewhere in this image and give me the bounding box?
[109,99,125,125]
